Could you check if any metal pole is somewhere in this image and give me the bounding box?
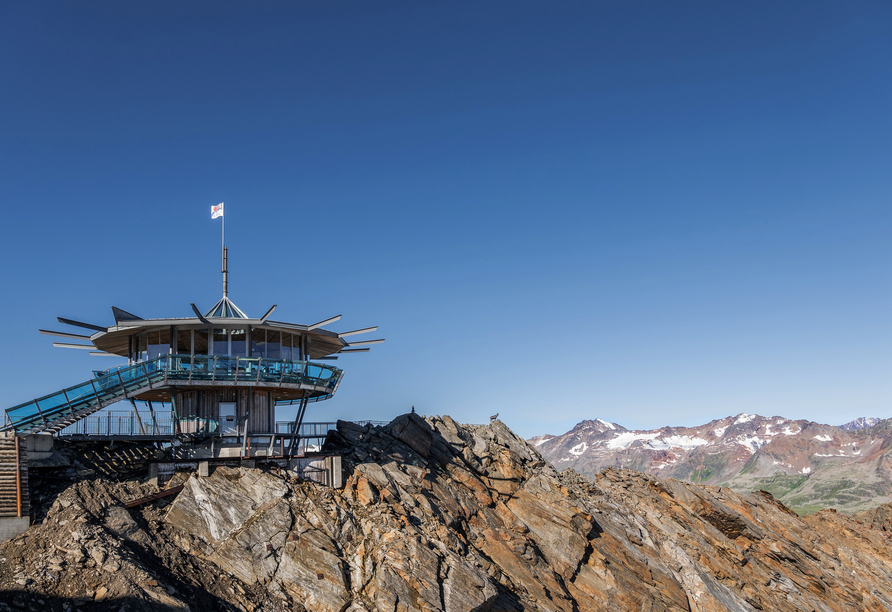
[239,388,251,458]
[221,203,226,297]
[14,436,22,518]
[287,395,309,456]
[129,398,147,435]
[147,401,158,435]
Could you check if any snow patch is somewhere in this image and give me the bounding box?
[801,467,811,474]
[606,432,660,450]
[569,442,588,456]
[782,426,800,436]
[813,435,833,442]
[735,414,756,425]
[736,435,768,453]
[714,426,728,437]
[596,418,616,430]
[644,435,709,451]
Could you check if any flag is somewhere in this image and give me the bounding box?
[211,202,224,219]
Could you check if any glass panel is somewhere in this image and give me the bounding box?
[230,328,247,357]
[177,329,191,355]
[281,333,292,361]
[139,333,147,362]
[191,355,213,379]
[148,330,166,360]
[160,329,171,355]
[194,329,209,355]
[267,330,281,359]
[251,328,266,358]
[213,329,229,356]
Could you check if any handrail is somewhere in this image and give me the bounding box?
[3,354,343,433]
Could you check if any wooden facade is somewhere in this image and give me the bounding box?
[173,388,280,434]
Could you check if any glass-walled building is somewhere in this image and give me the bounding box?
[8,295,383,452]
[131,326,311,361]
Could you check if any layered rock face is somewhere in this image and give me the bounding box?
[162,414,892,612]
[533,414,892,514]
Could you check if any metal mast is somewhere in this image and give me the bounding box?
[222,204,228,297]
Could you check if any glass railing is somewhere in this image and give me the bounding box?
[4,355,343,433]
[160,354,342,392]
[56,410,175,437]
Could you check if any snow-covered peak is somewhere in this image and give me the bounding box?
[596,418,618,430]
[840,417,881,431]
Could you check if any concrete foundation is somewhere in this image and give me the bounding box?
[24,434,53,461]
[0,517,30,543]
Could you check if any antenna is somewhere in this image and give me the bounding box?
[223,246,229,298]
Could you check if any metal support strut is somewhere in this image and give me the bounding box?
[287,395,310,457]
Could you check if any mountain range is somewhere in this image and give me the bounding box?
[530,414,892,515]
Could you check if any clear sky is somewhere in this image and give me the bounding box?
[1,2,890,439]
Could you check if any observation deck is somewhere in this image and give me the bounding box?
[4,355,343,435]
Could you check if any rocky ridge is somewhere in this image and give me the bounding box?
[3,414,892,611]
[532,414,892,514]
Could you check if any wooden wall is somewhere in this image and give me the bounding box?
[174,388,274,434]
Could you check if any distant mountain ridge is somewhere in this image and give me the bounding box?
[841,416,881,430]
[530,414,892,515]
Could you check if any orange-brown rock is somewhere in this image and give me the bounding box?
[5,414,892,612]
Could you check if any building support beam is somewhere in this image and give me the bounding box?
[147,401,158,436]
[240,388,251,458]
[287,394,309,457]
[129,399,147,435]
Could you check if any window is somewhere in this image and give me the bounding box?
[281,333,292,360]
[267,331,281,359]
[194,329,209,355]
[231,328,247,357]
[213,329,229,356]
[177,329,192,355]
[147,330,170,360]
[251,328,267,358]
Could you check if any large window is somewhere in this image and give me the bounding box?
[146,330,171,360]
[266,331,281,359]
[251,328,266,357]
[176,329,192,355]
[194,329,209,355]
[281,333,292,360]
[231,328,247,357]
[213,329,229,356]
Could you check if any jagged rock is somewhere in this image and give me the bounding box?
[6,414,892,611]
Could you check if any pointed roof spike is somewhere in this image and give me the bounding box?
[111,306,143,324]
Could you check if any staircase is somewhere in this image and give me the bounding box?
[0,436,29,519]
[2,358,167,435]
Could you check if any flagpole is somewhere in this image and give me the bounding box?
[222,203,228,298]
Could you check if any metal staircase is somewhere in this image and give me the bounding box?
[3,358,166,435]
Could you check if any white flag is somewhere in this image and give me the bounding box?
[211,202,224,219]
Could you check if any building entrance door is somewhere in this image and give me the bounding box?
[219,402,237,434]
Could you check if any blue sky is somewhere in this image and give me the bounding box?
[1,1,890,439]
